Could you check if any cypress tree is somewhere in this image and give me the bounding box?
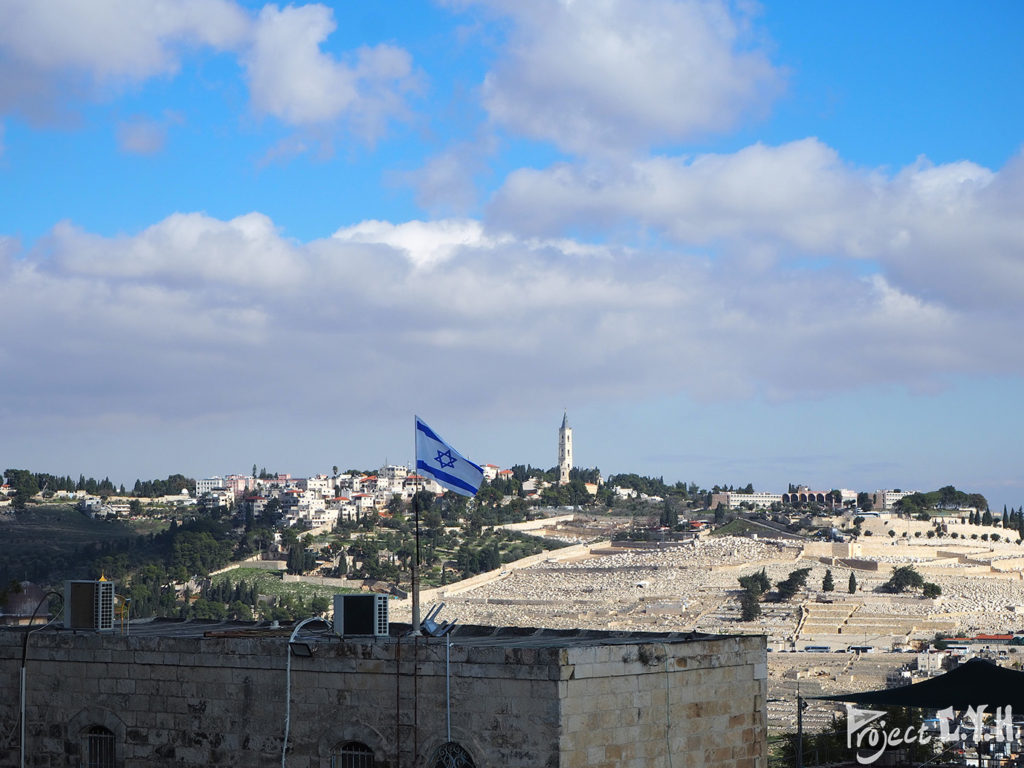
[822,569,835,592]
[848,572,858,594]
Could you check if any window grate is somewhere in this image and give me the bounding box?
[331,741,374,768]
[430,742,475,768]
[84,726,115,768]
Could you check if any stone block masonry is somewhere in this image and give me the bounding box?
[0,623,765,768]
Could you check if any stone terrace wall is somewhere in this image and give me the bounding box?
[559,635,766,768]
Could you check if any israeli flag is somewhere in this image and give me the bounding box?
[415,416,484,497]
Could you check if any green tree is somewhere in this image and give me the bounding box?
[882,565,924,593]
[848,572,858,594]
[4,469,39,510]
[822,569,835,592]
[738,568,770,596]
[922,582,942,599]
[386,494,405,520]
[310,594,330,615]
[660,498,678,528]
[775,568,811,601]
[739,589,761,621]
[227,600,253,621]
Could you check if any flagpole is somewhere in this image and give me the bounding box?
[411,415,421,636]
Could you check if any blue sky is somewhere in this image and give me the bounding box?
[1,0,1022,511]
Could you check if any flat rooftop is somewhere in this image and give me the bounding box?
[7,617,746,649]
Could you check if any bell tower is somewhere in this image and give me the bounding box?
[558,411,572,485]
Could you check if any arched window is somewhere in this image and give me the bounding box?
[429,742,475,768]
[331,741,374,768]
[83,725,115,768]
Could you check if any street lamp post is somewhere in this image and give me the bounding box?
[20,590,63,768]
[281,617,330,768]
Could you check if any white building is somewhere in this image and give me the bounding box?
[380,465,409,487]
[195,477,225,496]
[714,492,785,510]
[301,475,334,498]
[874,489,918,510]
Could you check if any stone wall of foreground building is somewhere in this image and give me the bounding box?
[0,621,766,768]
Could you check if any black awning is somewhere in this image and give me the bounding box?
[816,658,1024,710]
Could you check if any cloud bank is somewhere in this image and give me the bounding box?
[3,137,1022,430]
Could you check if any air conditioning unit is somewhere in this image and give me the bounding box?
[64,580,115,631]
[333,594,388,637]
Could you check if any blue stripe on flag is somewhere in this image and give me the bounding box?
[416,460,480,496]
[415,418,444,444]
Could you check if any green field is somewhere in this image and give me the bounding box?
[211,567,360,603]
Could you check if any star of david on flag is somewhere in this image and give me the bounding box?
[415,416,484,497]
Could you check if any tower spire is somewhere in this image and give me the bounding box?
[558,411,573,486]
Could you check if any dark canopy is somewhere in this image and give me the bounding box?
[817,658,1024,710]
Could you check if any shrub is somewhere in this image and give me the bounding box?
[922,582,942,599]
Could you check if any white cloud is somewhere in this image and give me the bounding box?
[0,0,248,119]
[3,211,1021,432]
[45,212,308,290]
[242,5,420,133]
[455,0,784,155]
[0,0,420,140]
[488,140,1024,310]
[331,218,505,268]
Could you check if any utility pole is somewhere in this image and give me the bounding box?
[797,694,807,768]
